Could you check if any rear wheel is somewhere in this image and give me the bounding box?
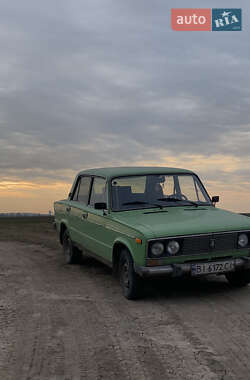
[225,269,250,287]
[119,249,143,300]
[62,230,82,264]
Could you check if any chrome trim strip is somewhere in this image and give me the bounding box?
[104,225,136,239]
[134,265,174,277]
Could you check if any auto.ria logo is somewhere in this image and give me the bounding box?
[171,8,242,31]
[212,9,242,31]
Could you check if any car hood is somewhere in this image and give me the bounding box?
[112,207,250,239]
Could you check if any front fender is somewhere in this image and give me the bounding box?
[113,236,146,267]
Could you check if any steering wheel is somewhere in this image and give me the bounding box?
[180,194,188,200]
[168,193,188,201]
[167,194,177,199]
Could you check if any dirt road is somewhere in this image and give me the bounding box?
[1,241,250,380]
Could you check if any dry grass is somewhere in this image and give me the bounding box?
[0,216,60,250]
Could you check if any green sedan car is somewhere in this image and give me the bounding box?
[54,167,250,299]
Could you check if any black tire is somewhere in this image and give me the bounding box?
[225,269,250,287]
[62,230,82,264]
[119,249,143,300]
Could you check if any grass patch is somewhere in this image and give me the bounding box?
[0,216,60,250]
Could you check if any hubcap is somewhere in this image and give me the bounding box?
[64,236,71,260]
[122,261,129,289]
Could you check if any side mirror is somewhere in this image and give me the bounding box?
[94,202,107,210]
[212,196,219,206]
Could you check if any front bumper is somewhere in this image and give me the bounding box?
[135,257,250,278]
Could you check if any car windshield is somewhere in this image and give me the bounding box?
[111,174,212,211]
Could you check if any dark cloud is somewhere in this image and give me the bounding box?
[0,0,250,184]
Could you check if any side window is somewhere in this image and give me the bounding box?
[72,180,80,201]
[73,176,91,204]
[162,175,175,196]
[89,177,107,206]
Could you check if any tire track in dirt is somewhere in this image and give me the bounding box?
[68,267,221,380]
[1,241,250,380]
[29,259,144,380]
[0,243,131,379]
[94,296,220,380]
[150,278,250,380]
[0,301,18,379]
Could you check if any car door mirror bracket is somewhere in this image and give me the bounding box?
[212,195,219,206]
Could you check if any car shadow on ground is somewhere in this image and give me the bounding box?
[144,275,249,301]
[73,255,249,301]
[78,255,113,275]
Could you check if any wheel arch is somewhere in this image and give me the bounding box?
[59,220,69,244]
[112,238,134,275]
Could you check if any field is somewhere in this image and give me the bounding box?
[0,216,58,249]
[1,216,250,379]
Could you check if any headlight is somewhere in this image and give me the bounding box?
[167,240,180,255]
[151,242,165,257]
[238,233,248,248]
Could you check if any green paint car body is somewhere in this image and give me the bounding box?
[54,167,250,299]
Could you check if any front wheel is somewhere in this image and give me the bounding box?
[119,249,143,300]
[62,230,82,264]
[225,269,250,287]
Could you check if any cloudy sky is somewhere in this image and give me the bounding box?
[0,0,249,213]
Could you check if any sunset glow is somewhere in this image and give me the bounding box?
[1,152,250,213]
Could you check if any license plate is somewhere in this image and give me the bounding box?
[191,260,235,276]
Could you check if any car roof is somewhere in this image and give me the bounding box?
[77,166,194,179]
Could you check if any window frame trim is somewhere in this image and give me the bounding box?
[70,174,108,208]
[70,175,92,204]
[89,176,108,208]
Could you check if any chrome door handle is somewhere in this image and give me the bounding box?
[66,206,71,212]
[81,212,88,220]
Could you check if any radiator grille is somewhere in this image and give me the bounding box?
[181,233,238,255]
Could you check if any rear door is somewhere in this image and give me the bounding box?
[68,175,92,248]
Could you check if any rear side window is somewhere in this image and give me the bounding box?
[73,176,91,204]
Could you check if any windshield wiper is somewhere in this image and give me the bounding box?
[122,201,163,209]
[157,197,199,208]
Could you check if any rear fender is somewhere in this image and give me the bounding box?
[59,219,70,244]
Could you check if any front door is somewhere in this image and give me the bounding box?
[85,176,113,262]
